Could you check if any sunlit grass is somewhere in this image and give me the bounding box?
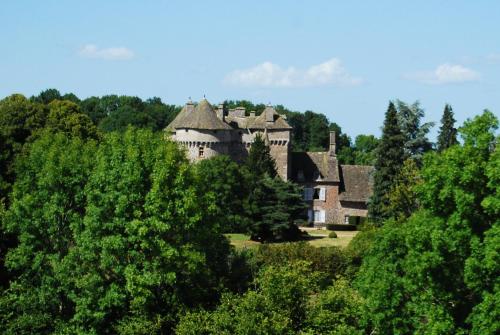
[225,230,358,249]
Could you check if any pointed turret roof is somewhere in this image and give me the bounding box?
[248,105,292,130]
[166,99,232,131]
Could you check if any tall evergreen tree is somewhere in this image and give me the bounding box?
[395,100,434,163]
[245,133,277,178]
[437,104,458,152]
[368,102,405,225]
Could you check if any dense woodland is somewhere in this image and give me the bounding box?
[0,89,498,334]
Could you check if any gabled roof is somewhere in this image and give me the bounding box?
[291,152,340,182]
[166,99,232,131]
[339,165,374,202]
[248,106,292,130]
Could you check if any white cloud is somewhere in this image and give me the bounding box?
[224,58,362,87]
[78,44,135,60]
[406,63,480,84]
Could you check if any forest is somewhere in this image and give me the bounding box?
[0,89,498,334]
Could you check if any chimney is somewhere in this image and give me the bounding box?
[329,131,336,156]
[265,105,274,123]
[235,107,245,117]
[216,104,224,120]
[186,99,194,113]
[250,111,256,117]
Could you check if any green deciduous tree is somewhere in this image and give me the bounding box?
[0,133,97,334]
[0,94,46,200]
[196,155,249,233]
[356,110,499,334]
[437,104,458,152]
[0,129,232,334]
[368,102,405,224]
[352,134,379,165]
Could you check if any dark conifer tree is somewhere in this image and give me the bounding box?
[368,102,405,225]
[245,133,277,178]
[437,104,458,152]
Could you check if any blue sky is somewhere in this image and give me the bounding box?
[1,0,499,138]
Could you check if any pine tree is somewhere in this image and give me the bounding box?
[368,102,405,225]
[245,133,277,178]
[437,104,458,152]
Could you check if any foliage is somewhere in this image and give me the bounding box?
[303,277,364,335]
[0,94,46,199]
[250,243,349,283]
[0,133,97,334]
[176,262,317,335]
[352,134,379,165]
[196,155,249,233]
[395,100,434,163]
[387,158,422,221]
[437,104,458,152]
[357,110,499,334]
[0,129,231,334]
[326,223,357,231]
[43,100,100,140]
[176,262,364,335]
[368,102,405,224]
[244,134,307,242]
[245,176,307,242]
[328,231,337,238]
[245,133,277,178]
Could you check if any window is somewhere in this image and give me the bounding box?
[313,210,325,223]
[304,188,313,201]
[199,147,204,157]
[344,215,350,224]
[313,187,326,201]
[307,209,313,222]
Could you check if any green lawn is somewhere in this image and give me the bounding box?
[225,229,358,249]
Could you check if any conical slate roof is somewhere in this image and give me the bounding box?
[165,101,194,132]
[166,99,232,131]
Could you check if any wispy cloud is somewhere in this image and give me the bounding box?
[405,63,480,85]
[224,58,362,88]
[486,53,500,63]
[78,44,135,60]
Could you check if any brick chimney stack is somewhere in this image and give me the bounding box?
[329,131,336,156]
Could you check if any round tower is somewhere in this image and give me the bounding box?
[165,99,233,161]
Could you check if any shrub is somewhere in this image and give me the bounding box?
[250,242,349,284]
[329,231,338,238]
[326,224,357,231]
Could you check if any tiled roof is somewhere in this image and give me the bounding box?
[291,152,340,182]
[339,165,374,202]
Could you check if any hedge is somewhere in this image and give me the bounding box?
[326,224,357,231]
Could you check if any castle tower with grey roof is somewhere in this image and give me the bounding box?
[165,98,374,227]
[166,98,292,179]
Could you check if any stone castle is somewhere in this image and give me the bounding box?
[165,98,373,227]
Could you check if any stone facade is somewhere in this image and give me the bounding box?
[165,99,374,226]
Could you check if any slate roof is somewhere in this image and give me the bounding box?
[166,99,232,131]
[339,165,374,202]
[291,152,340,182]
[248,106,292,130]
